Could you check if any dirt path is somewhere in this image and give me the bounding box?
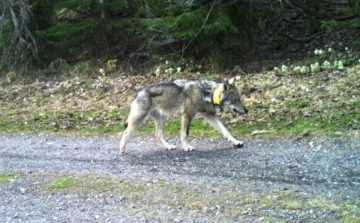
[1,133,359,222]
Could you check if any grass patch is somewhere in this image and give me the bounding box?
[259,190,304,210]
[287,99,310,108]
[44,175,78,190]
[339,199,360,223]
[248,111,360,136]
[256,189,359,222]
[39,173,360,221]
[0,106,358,137]
[279,117,320,135]
[354,97,360,108]
[1,108,357,137]
[0,172,21,183]
[43,174,120,193]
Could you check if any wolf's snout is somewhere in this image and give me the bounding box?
[233,107,248,115]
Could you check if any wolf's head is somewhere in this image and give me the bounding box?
[219,77,248,115]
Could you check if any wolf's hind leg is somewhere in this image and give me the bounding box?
[204,115,244,147]
[151,111,176,150]
[120,105,149,153]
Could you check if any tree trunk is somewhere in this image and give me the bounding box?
[99,0,113,57]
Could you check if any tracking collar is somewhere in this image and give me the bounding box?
[212,87,221,105]
[212,87,223,112]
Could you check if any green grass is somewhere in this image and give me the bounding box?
[339,199,360,223]
[43,174,119,193]
[0,172,21,183]
[249,113,359,136]
[286,99,310,108]
[0,107,358,137]
[354,97,360,108]
[44,175,78,190]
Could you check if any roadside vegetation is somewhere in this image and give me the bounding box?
[0,61,359,138]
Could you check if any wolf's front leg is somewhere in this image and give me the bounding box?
[181,113,194,151]
[204,115,244,148]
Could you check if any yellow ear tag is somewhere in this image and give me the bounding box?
[213,88,221,105]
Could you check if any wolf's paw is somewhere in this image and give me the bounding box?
[183,145,194,152]
[232,141,244,148]
[120,146,127,154]
[165,144,177,151]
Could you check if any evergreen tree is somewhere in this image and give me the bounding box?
[139,0,254,69]
[1,0,359,72]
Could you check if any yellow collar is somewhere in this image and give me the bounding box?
[212,87,221,105]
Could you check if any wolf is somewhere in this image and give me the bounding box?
[119,76,248,153]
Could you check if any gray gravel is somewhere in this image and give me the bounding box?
[1,133,359,222]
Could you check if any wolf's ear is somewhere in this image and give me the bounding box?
[224,76,238,90]
[228,77,235,85]
[223,79,230,91]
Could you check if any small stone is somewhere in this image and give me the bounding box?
[334,131,343,136]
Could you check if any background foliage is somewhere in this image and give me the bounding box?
[0,0,359,72]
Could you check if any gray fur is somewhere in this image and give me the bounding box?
[120,78,248,153]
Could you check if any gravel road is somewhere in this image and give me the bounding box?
[1,133,359,222]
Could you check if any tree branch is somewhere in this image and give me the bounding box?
[1,0,39,66]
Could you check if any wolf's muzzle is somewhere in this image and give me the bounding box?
[233,107,248,115]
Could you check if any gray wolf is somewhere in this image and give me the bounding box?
[120,77,248,153]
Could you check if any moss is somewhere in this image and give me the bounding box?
[0,172,21,183]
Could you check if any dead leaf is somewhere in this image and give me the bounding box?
[251,130,269,135]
